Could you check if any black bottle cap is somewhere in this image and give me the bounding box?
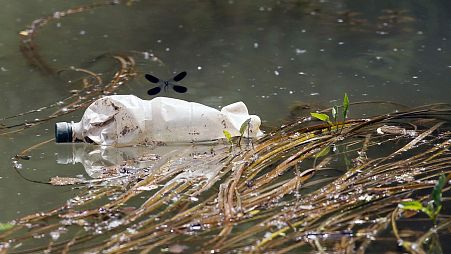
[55,122,73,143]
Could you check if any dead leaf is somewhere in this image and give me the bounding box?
[49,176,84,186]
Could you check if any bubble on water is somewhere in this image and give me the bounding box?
[189,223,202,231]
[1,67,7,72]
[274,70,279,76]
[338,41,344,45]
[289,91,294,94]
[165,48,170,51]
[53,12,61,19]
[107,219,123,230]
[50,231,60,240]
[79,30,86,35]
[13,160,22,169]
[310,92,319,96]
[197,66,202,70]
[298,71,306,75]
[295,49,306,54]
[253,42,259,48]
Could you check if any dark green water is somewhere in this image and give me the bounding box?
[0,0,450,251]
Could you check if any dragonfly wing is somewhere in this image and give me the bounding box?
[172,71,187,82]
[147,86,161,95]
[145,74,160,83]
[172,85,188,93]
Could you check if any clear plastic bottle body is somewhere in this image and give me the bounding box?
[57,95,262,146]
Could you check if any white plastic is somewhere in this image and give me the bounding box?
[70,95,263,146]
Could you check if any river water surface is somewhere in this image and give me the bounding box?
[0,0,450,251]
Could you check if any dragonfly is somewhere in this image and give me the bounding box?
[145,71,188,95]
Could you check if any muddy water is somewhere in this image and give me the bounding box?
[0,0,450,246]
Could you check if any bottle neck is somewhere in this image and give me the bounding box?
[72,121,83,142]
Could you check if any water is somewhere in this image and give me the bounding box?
[0,0,450,251]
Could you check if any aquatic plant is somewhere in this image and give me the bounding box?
[310,93,350,132]
[399,174,447,224]
[1,1,450,253]
[1,102,449,253]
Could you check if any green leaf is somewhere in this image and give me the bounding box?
[223,130,232,144]
[314,146,331,158]
[0,222,14,232]
[310,112,330,123]
[239,118,252,136]
[343,93,349,120]
[431,175,446,210]
[399,201,424,211]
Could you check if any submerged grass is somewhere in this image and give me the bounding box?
[1,103,450,253]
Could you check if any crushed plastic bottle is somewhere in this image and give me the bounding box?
[55,95,263,146]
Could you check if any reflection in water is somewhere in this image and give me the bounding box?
[56,143,229,183]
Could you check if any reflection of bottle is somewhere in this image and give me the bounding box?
[56,143,227,179]
[56,144,161,178]
[55,95,262,146]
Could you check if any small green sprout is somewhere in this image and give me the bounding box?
[310,93,350,132]
[399,175,447,224]
[343,93,349,121]
[310,112,332,126]
[223,130,233,145]
[238,118,251,146]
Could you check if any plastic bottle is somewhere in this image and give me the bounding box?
[55,95,263,146]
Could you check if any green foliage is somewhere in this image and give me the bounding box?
[223,118,253,147]
[239,118,251,136]
[431,174,446,211]
[0,222,14,232]
[310,112,332,125]
[343,93,349,120]
[238,118,251,146]
[399,201,424,211]
[399,175,447,224]
[223,130,233,145]
[310,93,350,131]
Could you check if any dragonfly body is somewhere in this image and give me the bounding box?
[145,71,188,95]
